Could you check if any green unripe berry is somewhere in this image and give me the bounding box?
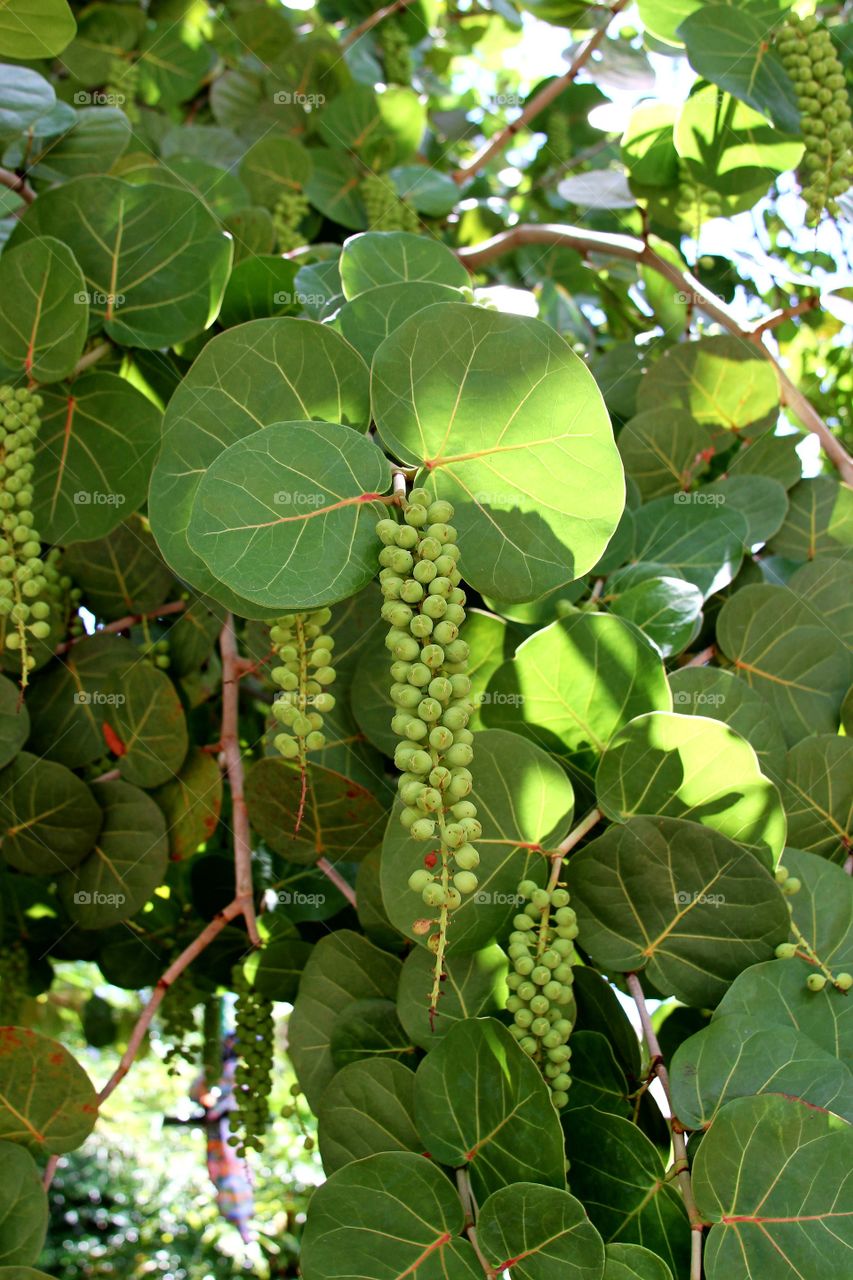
[422,882,445,907]
[453,870,478,894]
[408,869,433,893]
[783,877,802,895]
[775,943,797,960]
[835,973,853,991]
[807,973,827,992]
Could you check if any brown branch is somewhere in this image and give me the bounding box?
[317,856,357,907]
[549,805,602,888]
[54,600,186,655]
[0,165,34,203]
[71,341,113,377]
[627,972,705,1280]
[340,0,419,50]
[452,0,631,184]
[684,644,716,669]
[750,295,820,335]
[220,614,261,948]
[456,1169,494,1277]
[457,224,853,486]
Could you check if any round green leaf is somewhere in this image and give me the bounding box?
[414,1018,566,1201]
[151,747,223,862]
[607,567,703,658]
[10,176,231,349]
[767,476,853,562]
[693,1094,853,1280]
[714,958,853,1060]
[339,231,469,299]
[783,848,853,971]
[636,336,779,435]
[782,736,852,863]
[0,64,54,138]
[58,780,168,928]
[62,518,174,621]
[477,1183,606,1280]
[0,0,76,58]
[0,1027,97,1155]
[381,728,573,953]
[338,281,464,365]
[318,86,425,167]
[630,495,748,598]
[667,666,787,784]
[105,664,189,788]
[603,1243,674,1280]
[0,752,101,875]
[0,237,87,384]
[239,136,313,207]
[32,373,163,544]
[246,757,384,866]
[397,944,508,1050]
[788,557,853,646]
[706,474,788,546]
[676,85,803,197]
[372,303,624,602]
[149,318,370,616]
[0,1142,47,1266]
[595,711,785,867]
[26,107,130,184]
[137,22,213,110]
[300,1151,469,1280]
[670,1014,853,1130]
[617,410,714,501]
[565,815,790,1006]
[563,1031,631,1117]
[188,421,391,612]
[329,997,411,1071]
[218,256,298,328]
[317,1058,421,1174]
[0,673,28,770]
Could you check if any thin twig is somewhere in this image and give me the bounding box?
[317,856,357,907]
[457,224,853,485]
[71,341,113,377]
[0,166,34,203]
[220,615,261,947]
[54,600,186,655]
[456,1169,493,1277]
[684,645,716,669]
[452,0,631,184]
[552,806,602,886]
[627,972,706,1280]
[750,295,820,335]
[340,0,419,50]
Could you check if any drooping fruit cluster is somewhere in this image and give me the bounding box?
[776,14,852,223]
[361,172,419,232]
[506,879,577,1108]
[0,942,28,1023]
[228,964,274,1156]
[378,22,412,85]
[160,973,200,1075]
[0,385,63,684]
[269,608,336,761]
[202,994,222,1084]
[378,491,480,1016]
[105,55,139,121]
[774,864,853,993]
[273,189,310,253]
[140,634,170,670]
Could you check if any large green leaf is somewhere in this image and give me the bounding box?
[563,1032,632,1118]
[288,930,402,1109]
[693,1094,853,1280]
[10,176,231,348]
[304,150,366,230]
[0,1028,97,1155]
[636,336,779,435]
[338,281,464,365]
[0,752,101,875]
[0,63,54,138]
[239,136,313,207]
[318,86,425,167]
[716,584,852,745]
[372,303,624,602]
[667,666,787,784]
[603,1243,673,1280]
[0,237,87,384]
[0,1142,46,1265]
[62,518,174,622]
[59,780,168,928]
[414,1018,566,1200]
[477,1183,606,1279]
[767,476,853,562]
[676,84,802,197]
[0,673,28,770]
[300,1151,478,1280]
[246,757,384,866]
[605,566,703,659]
[32,374,162,544]
[565,816,790,1006]
[104,664,188,788]
[565,1107,689,1276]
[151,748,222,863]
[782,737,852,863]
[0,0,76,57]
[782,848,853,971]
[397,944,508,1050]
[316,1059,421,1174]
[706,474,788,546]
[25,108,130,183]
[595,711,785,866]
[339,231,469,298]
[137,22,213,110]
[381,728,573,953]
[788,557,853,646]
[714,958,853,1060]
[630,496,747,598]
[617,411,714,500]
[187,422,391,612]
[148,318,370,617]
[482,613,671,783]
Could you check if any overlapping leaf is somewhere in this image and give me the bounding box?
[0,1027,97,1155]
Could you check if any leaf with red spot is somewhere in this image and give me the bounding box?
[101,722,126,757]
[0,1027,98,1156]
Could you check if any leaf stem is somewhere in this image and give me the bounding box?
[626,972,706,1279]
[70,341,113,378]
[455,1168,494,1277]
[0,166,34,204]
[54,599,186,655]
[317,856,357,906]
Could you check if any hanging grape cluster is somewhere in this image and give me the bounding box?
[506,879,576,1108]
[0,942,28,1023]
[229,964,274,1156]
[269,608,336,761]
[0,385,64,684]
[378,491,481,1017]
[774,864,853,992]
[776,15,852,224]
[105,55,139,121]
[361,172,419,232]
[378,22,412,85]
[202,994,222,1084]
[160,973,200,1074]
[273,190,310,253]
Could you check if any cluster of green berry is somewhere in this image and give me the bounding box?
[378,22,413,85]
[105,55,139,122]
[202,994,222,1085]
[280,1081,315,1151]
[361,172,419,232]
[140,637,170,670]
[0,386,63,683]
[774,864,853,993]
[506,880,577,1108]
[160,973,201,1075]
[0,942,28,1023]
[273,190,310,253]
[674,164,723,224]
[546,112,571,163]
[229,964,275,1156]
[270,608,336,761]
[378,492,480,1007]
[776,15,852,223]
